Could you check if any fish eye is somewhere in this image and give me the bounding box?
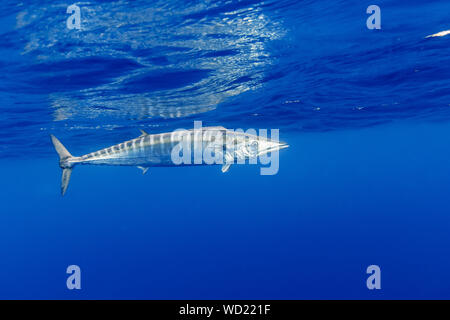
[246,140,258,154]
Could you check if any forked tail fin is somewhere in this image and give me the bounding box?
[50,134,75,196]
[61,168,72,196]
[50,134,72,160]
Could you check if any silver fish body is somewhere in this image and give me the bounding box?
[51,126,288,195]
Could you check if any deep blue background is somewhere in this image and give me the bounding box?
[0,0,450,299]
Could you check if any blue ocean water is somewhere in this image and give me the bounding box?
[1,0,450,299]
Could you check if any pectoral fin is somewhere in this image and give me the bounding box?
[221,164,231,173]
[137,166,149,174]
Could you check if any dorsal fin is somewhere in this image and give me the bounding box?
[139,129,149,136]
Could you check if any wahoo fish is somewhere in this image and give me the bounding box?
[50,126,288,195]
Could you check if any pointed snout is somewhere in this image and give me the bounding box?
[264,141,289,154]
[278,142,289,150]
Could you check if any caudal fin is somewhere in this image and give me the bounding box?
[61,168,72,196]
[50,134,72,160]
[50,134,75,196]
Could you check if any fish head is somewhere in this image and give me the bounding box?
[230,131,289,159]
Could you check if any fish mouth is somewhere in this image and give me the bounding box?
[278,142,289,150]
[263,142,289,154]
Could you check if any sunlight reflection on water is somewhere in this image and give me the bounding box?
[16,1,284,122]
